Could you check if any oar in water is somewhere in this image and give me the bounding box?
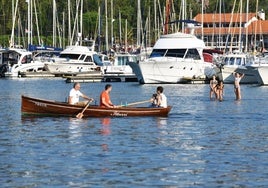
[76,101,91,119]
[120,100,151,107]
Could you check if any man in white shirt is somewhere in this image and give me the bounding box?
[68,82,93,106]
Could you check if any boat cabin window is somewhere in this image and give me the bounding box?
[225,57,235,65]
[84,56,93,62]
[79,55,86,61]
[165,49,186,58]
[150,48,200,59]
[22,55,32,64]
[185,49,201,60]
[236,58,242,65]
[117,56,129,65]
[225,57,244,66]
[59,54,80,60]
[150,49,167,58]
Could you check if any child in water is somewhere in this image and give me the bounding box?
[216,81,224,101]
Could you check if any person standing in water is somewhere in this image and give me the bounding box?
[209,75,218,100]
[233,72,245,100]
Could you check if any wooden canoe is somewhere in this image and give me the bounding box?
[21,95,172,117]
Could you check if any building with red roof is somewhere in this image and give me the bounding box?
[192,11,268,52]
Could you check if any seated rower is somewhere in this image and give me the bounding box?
[150,86,167,108]
[100,84,117,108]
[68,82,93,106]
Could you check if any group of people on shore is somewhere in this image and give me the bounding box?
[68,82,167,108]
[210,72,245,101]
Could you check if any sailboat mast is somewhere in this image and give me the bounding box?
[254,0,259,52]
[239,0,242,51]
[53,0,56,47]
[80,0,83,40]
[68,0,71,45]
[33,0,41,45]
[27,0,31,47]
[164,0,171,34]
[137,0,141,46]
[105,0,108,52]
[245,0,249,52]
[10,0,18,47]
[111,0,114,48]
[98,6,101,52]
[125,19,127,53]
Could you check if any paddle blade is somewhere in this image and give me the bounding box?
[76,113,83,119]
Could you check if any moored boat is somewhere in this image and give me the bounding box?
[44,39,103,75]
[248,65,268,85]
[21,95,172,117]
[213,52,259,84]
[0,48,48,78]
[129,32,216,84]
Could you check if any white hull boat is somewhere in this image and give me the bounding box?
[0,48,47,78]
[128,32,215,84]
[44,40,102,75]
[104,53,137,75]
[214,52,259,84]
[254,66,268,85]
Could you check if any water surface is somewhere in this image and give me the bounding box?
[0,78,268,187]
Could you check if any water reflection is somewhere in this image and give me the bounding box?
[67,117,89,140]
[99,118,111,152]
[156,117,167,127]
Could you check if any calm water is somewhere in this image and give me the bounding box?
[0,78,268,187]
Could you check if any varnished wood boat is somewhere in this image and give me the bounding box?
[21,95,172,117]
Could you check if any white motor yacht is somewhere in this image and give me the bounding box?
[0,48,47,78]
[128,32,215,84]
[44,40,102,75]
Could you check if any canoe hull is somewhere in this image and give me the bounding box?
[21,95,172,117]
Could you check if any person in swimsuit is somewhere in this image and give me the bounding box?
[209,75,218,100]
[233,72,245,100]
[216,81,224,101]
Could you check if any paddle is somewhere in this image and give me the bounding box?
[120,100,151,107]
[76,101,91,119]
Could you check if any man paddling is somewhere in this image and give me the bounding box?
[100,84,117,108]
[68,82,93,106]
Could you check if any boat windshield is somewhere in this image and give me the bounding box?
[166,49,186,58]
[150,49,167,58]
[7,51,32,64]
[59,54,81,59]
[150,48,200,59]
[79,55,86,60]
[84,56,93,62]
[185,49,201,60]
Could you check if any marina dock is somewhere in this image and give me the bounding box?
[65,73,137,83]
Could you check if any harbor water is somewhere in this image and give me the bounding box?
[0,78,268,187]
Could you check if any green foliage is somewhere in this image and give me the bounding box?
[0,0,267,48]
